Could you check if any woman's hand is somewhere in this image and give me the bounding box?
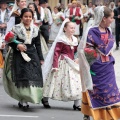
[74,58,79,64]
[1,42,6,49]
[74,16,79,20]
[17,44,27,52]
[52,68,58,72]
[57,22,61,26]
[40,60,44,65]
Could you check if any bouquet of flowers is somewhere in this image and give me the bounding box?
[5,31,21,44]
[84,47,97,65]
[5,31,31,62]
[54,14,64,25]
[60,16,64,21]
[84,47,97,76]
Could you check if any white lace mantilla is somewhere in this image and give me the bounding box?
[12,23,39,62]
[12,22,39,44]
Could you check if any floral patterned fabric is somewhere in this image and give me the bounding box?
[85,27,120,109]
[43,57,81,101]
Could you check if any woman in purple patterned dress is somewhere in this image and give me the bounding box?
[78,6,120,120]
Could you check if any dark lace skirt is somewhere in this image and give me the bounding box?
[12,45,43,88]
[3,48,43,103]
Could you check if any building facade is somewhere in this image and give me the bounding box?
[9,0,119,10]
[48,0,118,9]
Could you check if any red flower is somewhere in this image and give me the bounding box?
[60,16,65,21]
[5,31,15,43]
[84,47,97,58]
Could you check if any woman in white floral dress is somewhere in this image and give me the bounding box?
[42,19,82,111]
[49,6,64,41]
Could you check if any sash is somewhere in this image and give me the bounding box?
[70,7,81,25]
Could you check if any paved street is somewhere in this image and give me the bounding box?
[0,82,84,120]
[0,45,120,120]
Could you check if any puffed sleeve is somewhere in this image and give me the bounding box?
[34,31,44,61]
[87,30,96,46]
[52,42,63,68]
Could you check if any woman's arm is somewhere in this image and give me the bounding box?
[87,29,114,56]
[34,31,44,61]
[52,42,63,68]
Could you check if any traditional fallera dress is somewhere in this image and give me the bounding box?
[3,23,44,104]
[81,27,120,120]
[43,34,82,101]
[49,11,64,41]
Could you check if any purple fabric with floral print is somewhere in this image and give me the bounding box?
[86,27,120,109]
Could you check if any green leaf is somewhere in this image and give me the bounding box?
[90,70,96,76]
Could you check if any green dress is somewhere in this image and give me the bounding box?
[3,24,43,104]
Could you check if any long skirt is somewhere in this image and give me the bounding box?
[43,57,82,101]
[3,49,43,104]
[81,56,120,120]
[82,92,120,120]
[40,34,48,58]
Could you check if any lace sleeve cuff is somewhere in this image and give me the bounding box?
[51,68,59,71]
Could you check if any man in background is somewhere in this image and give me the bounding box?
[114,1,120,50]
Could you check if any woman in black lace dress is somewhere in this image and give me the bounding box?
[3,8,44,110]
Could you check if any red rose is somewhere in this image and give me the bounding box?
[60,16,65,21]
[5,31,15,42]
[84,47,97,58]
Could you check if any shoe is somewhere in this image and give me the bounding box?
[116,46,119,50]
[41,98,51,108]
[83,115,90,120]
[18,102,23,108]
[22,105,29,111]
[73,104,81,111]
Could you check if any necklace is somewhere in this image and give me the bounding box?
[25,27,31,31]
[26,31,30,39]
[99,25,105,29]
